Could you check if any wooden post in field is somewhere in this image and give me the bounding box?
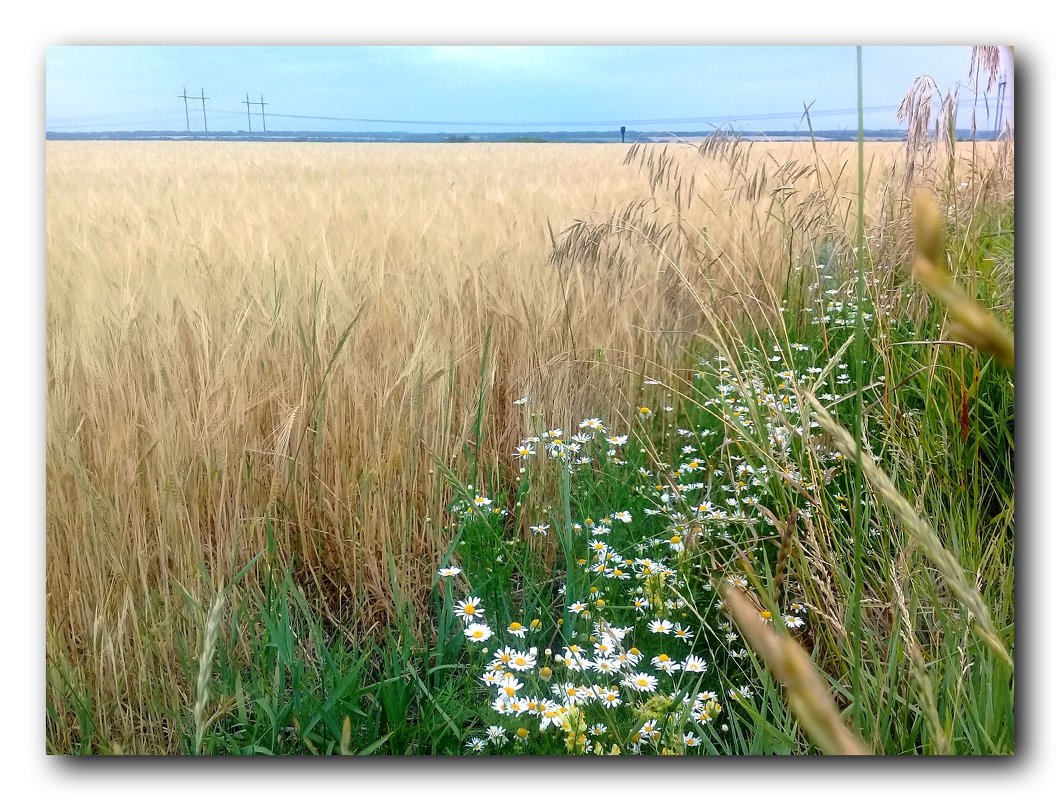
[244,93,253,132]
[199,88,209,132]
[621,125,626,143]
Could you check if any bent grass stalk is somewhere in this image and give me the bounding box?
[911,190,1014,370]
[719,581,869,755]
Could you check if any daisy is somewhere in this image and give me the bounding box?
[673,624,694,641]
[513,396,530,406]
[692,708,715,724]
[640,719,661,742]
[597,687,623,708]
[473,495,492,508]
[651,654,679,675]
[464,623,493,643]
[683,655,707,673]
[486,725,508,745]
[509,650,537,672]
[539,702,566,730]
[466,737,487,753]
[553,682,586,705]
[437,566,462,577]
[507,621,528,639]
[683,732,702,747]
[598,622,630,642]
[624,672,659,693]
[491,646,516,668]
[454,596,485,622]
[614,510,632,523]
[728,685,753,702]
[592,657,619,675]
[497,674,525,699]
[592,637,615,655]
[579,417,605,431]
[512,444,536,459]
[648,619,675,635]
[782,614,805,629]
[606,434,628,446]
[615,648,642,668]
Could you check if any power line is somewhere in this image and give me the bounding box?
[46,94,1011,133]
[253,104,902,128]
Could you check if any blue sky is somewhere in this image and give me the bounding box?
[46,45,1013,133]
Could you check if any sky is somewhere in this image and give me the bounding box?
[45,45,1014,134]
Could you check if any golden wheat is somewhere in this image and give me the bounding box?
[45,139,997,750]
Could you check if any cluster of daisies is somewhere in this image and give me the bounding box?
[508,413,634,471]
[440,569,740,755]
[436,476,787,754]
[438,355,849,754]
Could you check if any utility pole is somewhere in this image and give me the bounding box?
[243,92,254,132]
[995,72,1008,136]
[200,88,209,133]
[179,87,191,132]
[247,94,268,134]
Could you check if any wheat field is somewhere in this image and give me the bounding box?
[45,139,1000,750]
